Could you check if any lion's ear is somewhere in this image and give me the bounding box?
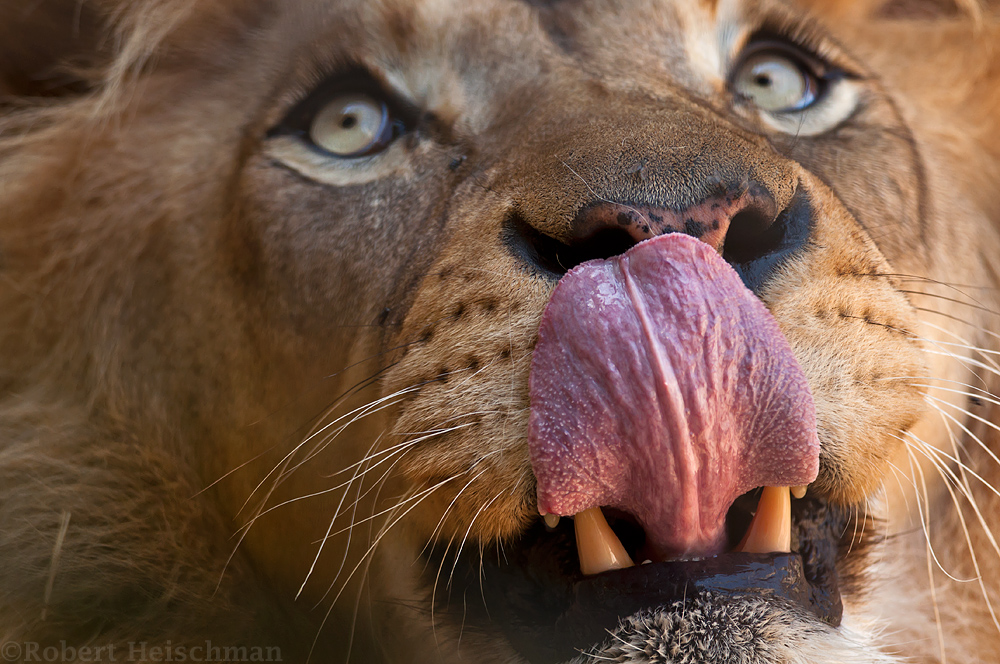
[0,0,112,98]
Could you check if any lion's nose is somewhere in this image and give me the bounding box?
[512,179,805,292]
[567,183,779,257]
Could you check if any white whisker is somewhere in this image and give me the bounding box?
[900,440,972,583]
[239,387,418,516]
[430,532,458,646]
[235,437,419,536]
[923,395,1000,475]
[298,432,389,600]
[905,425,1000,635]
[902,446,949,663]
[420,456,501,562]
[915,306,1000,346]
[903,289,1000,318]
[447,488,507,590]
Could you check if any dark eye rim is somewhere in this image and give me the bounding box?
[729,38,844,114]
[266,69,416,159]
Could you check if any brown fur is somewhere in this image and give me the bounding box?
[1,0,999,662]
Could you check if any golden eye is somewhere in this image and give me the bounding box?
[309,93,394,157]
[732,51,818,113]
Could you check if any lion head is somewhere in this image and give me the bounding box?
[1,0,999,663]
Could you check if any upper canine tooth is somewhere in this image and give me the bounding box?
[737,486,792,554]
[574,507,634,575]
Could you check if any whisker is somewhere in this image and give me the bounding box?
[476,471,529,617]
[448,487,508,591]
[430,532,459,646]
[871,272,1000,294]
[902,445,949,663]
[900,289,1000,318]
[262,371,460,519]
[215,363,415,580]
[904,423,1000,567]
[313,468,476,546]
[878,375,999,400]
[900,439,973,582]
[234,438,422,535]
[924,394,1000,473]
[297,358,475,466]
[919,337,1000,359]
[900,424,1000,506]
[234,395,409,581]
[318,447,502,553]
[242,430,460,528]
[559,159,651,227]
[319,435,430,479]
[243,343,411,429]
[420,458,500,563]
[936,415,1000,636]
[905,425,1000,634]
[298,432,389,600]
[322,437,389,658]
[239,386,419,517]
[915,307,1000,346]
[306,474,458,662]
[307,470,465,659]
[920,319,1000,357]
[279,388,433,490]
[920,348,996,383]
[342,539,375,664]
[878,328,997,388]
[192,444,280,498]
[912,384,1000,409]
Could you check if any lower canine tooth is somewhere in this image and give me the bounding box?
[574,507,635,575]
[737,486,792,554]
[543,513,561,529]
[791,485,808,499]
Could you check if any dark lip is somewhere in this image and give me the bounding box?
[429,495,853,664]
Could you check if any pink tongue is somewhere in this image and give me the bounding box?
[528,233,819,558]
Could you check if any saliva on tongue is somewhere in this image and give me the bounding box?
[527,233,819,568]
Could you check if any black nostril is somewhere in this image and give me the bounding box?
[723,189,812,293]
[722,205,783,265]
[564,227,639,268]
[505,212,640,277]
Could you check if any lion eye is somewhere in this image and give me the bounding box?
[731,51,818,113]
[309,93,398,157]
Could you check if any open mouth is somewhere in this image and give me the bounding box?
[434,489,854,664]
[428,232,862,662]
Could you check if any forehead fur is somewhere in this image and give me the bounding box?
[1,0,979,127]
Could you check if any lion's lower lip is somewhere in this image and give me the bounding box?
[435,495,848,664]
[491,553,834,664]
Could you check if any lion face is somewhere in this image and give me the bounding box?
[2,0,1000,663]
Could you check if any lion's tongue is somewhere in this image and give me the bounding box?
[528,233,819,559]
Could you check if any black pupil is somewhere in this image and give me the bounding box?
[341,114,358,129]
[754,73,772,87]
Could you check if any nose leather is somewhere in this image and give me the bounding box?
[570,185,780,254]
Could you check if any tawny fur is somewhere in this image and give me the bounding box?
[0,1,999,663]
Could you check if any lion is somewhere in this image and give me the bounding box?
[1,0,999,662]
